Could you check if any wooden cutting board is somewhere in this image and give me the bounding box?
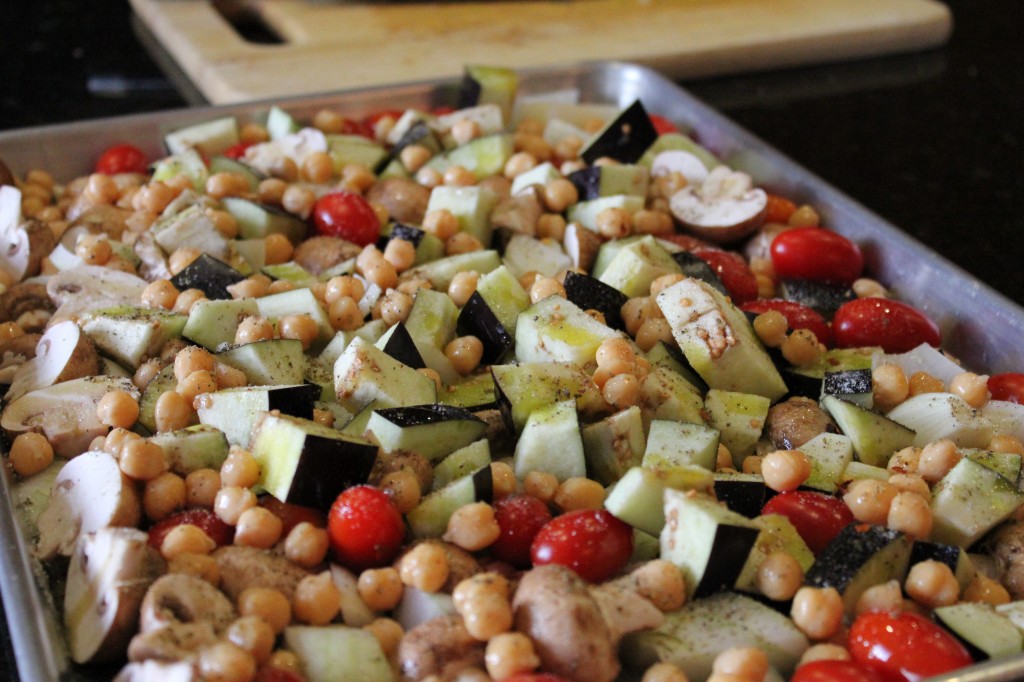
[129,0,952,104]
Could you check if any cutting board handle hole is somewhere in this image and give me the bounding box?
[212,0,285,45]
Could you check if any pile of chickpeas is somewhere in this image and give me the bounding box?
[5,94,1024,682]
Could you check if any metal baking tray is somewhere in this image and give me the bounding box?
[2,61,1024,681]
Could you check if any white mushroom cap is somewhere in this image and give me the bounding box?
[651,149,710,186]
[670,165,768,244]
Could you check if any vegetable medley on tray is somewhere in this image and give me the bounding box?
[3,65,1024,682]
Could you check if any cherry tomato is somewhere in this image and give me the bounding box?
[832,297,940,353]
[491,494,553,568]
[223,142,254,160]
[95,143,149,175]
[740,298,832,346]
[530,509,633,582]
[761,490,854,554]
[327,485,405,571]
[770,227,864,285]
[258,495,326,535]
[649,114,679,135]
[147,508,234,549]
[792,660,887,682]
[849,610,973,681]
[692,246,759,304]
[764,194,798,224]
[988,373,1024,404]
[312,191,381,246]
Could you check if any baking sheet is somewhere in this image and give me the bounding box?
[2,60,1023,681]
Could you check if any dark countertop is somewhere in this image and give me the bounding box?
[1,0,1021,678]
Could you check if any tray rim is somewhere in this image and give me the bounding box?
[1,59,1023,682]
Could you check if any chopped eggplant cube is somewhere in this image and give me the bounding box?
[170,253,245,301]
[778,279,855,319]
[580,100,659,165]
[672,251,729,296]
[456,291,513,364]
[713,473,770,518]
[562,270,630,332]
[804,523,912,614]
[374,120,437,174]
[378,322,426,370]
[252,412,377,508]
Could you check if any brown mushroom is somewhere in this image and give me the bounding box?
[397,613,486,681]
[292,235,363,275]
[212,545,311,602]
[138,573,237,634]
[1,186,57,281]
[766,396,838,450]
[563,221,602,272]
[986,520,1024,599]
[365,177,431,226]
[511,564,664,682]
[669,166,768,244]
[0,281,53,323]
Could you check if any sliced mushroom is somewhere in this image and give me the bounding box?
[651,149,710,187]
[35,449,143,559]
[669,166,768,244]
[397,613,486,681]
[563,221,603,272]
[46,265,148,325]
[6,320,100,402]
[0,281,53,323]
[63,527,165,664]
[67,204,132,241]
[0,186,56,281]
[2,375,139,458]
[138,573,236,634]
[0,332,41,360]
[292,236,362,275]
[212,545,311,602]
[365,177,431,226]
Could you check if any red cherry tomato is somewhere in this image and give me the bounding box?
[764,194,798,224]
[740,298,832,347]
[327,485,405,571]
[223,142,254,160]
[147,508,234,549]
[770,227,864,285]
[649,114,679,135]
[692,247,759,304]
[761,490,854,554]
[530,509,633,582]
[989,373,1024,404]
[312,191,381,246]
[491,494,553,568]
[258,495,326,536]
[849,610,973,681]
[95,143,149,175]
[832,297,940,353]
[792,660,887,682]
